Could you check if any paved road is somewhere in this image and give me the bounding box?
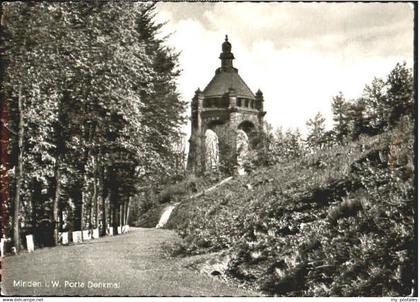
[2,228,255,296]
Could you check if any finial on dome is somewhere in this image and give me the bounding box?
[220,35,234,69]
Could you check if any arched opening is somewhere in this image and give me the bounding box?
[238,121,255,133]
[238,121,258,149]
[206,120,231,174]
[204,129,219,172]
[207,120,225,131]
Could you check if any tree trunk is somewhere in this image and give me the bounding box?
[126,201,130,226]
[101,172,108,236]
[13,85,23,252]
[95,179,99,228]
[125,197,130,225]
[111,203,116,228]
[0,98,8,240]
[89,199,93,229]
[101,192,107,236]
[0,5,9,241]
[110,205,113,229]
[52,158,61,245]
[59,207,63,232]
[80,178,86,231]
[91,156,98,228]
[122,201,125,226]
[81,120,96,231]
[119,203,123,228]
[110,185,116,229]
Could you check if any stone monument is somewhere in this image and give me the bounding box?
[187,35,266,175]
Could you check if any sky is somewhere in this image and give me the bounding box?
[155,2,414,137]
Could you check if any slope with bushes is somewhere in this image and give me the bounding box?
[134,173,226,227]
[166,119,415,296]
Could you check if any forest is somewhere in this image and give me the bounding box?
[0,2,187,251]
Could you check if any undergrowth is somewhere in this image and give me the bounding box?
[136,173,225,227]
[166,120,416,297]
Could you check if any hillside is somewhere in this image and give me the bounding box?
[133,174,225,228]
[166,120,415,296]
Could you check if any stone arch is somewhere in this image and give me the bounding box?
[207,119,225,131]
[236,129,249,175]
[205,120,233,173]
[238,120,255,134]
[238,120,258,148]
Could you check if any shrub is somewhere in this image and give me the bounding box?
[167,119,415,296]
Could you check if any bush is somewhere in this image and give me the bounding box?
[167,119,415,296]
[134,174,225,228]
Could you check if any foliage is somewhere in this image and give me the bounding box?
[331,63,413,143]
[306,112,326,151]
[134,174,224,228]
[245,125,305,169]
[2,2,186,248]
[167,63,415,296]
[331,92,351,143]
[246,63,413,173]
[168,121,415,296]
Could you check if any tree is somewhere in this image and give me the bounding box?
[361,77,388,134]
[331,92,351,143]
[135,3,187,181]
[306,112,326,151]
[346,63,414,140]
[347,98,370,140]
[283,129,304,159]
[3,2,187,249]
[385,62,414,126]
[245,122,277,167]
[3,2,63,249]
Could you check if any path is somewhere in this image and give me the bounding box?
[2,228,255,296]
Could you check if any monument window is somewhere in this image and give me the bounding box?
[236,98,241,107]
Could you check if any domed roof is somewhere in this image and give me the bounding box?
[202,36,255,99]
[203,69,255,99]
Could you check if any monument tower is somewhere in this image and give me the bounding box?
[187,35,266,174]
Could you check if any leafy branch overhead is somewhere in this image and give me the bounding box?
[2,2,187,248]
